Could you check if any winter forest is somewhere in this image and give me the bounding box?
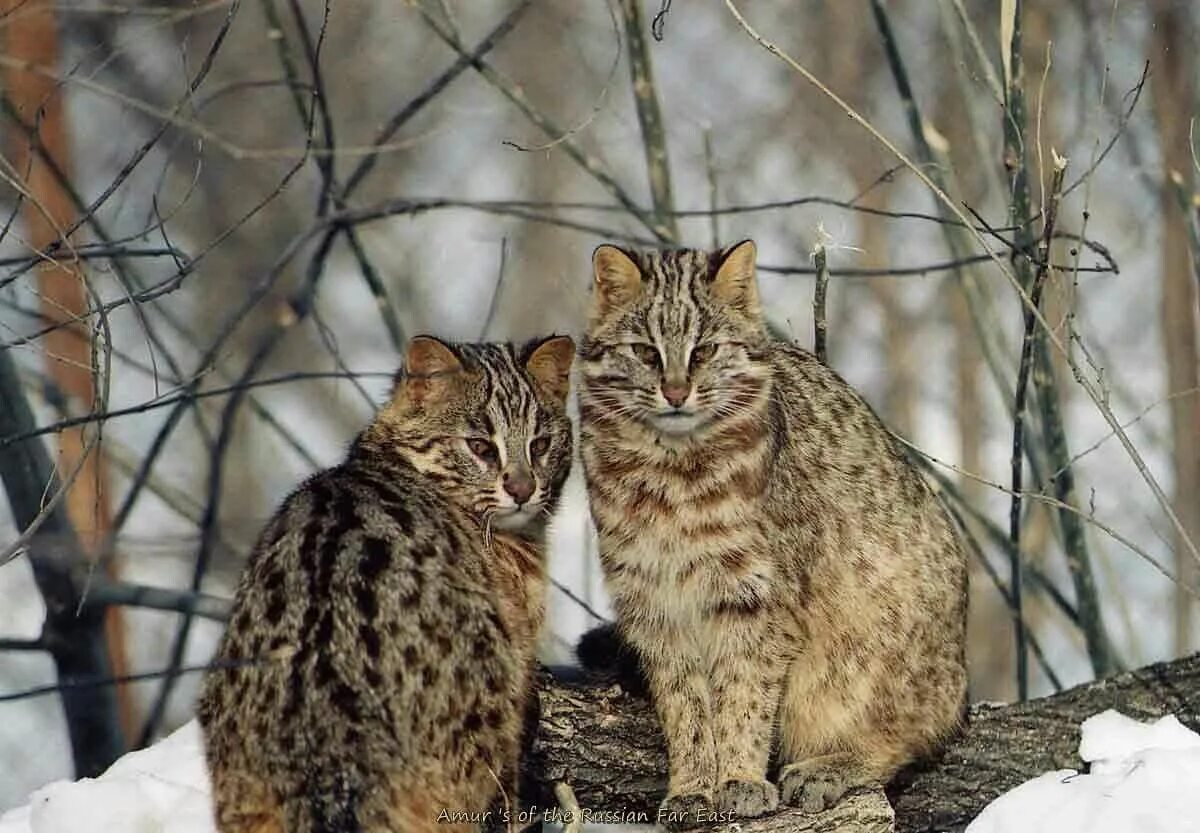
[0,0,1198,831]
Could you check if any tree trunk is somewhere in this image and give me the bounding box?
[1149,0,1200,657]
[0,349,125,777]
[0,0,133,742]
[529,651,1200,833]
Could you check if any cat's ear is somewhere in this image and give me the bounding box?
[525,335,575,405]
[711,239,760,312]
[592,245,642,316]
[400,335,462,404]
[405,335,462,376]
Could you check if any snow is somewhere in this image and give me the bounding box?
[967,710,1200,833]
[3,710,1197,833]
[0,722,215,833]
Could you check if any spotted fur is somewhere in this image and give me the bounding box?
[578,242,967,826]
[198,335,575,833]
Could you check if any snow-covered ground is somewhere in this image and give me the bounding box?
[0,722,212,833]
[967,710,1200,833]
[2,709,1196,833]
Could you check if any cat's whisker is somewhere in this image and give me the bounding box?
[482,509,496,555]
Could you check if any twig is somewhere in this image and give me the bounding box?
[1009,151,1068,700]
[703,129,720,248]
[869,0,1020,429]
[133,3,338,748]
[944,502,1064,692]
[411,2,669,243]
[554,782,584,833]
[0,370,390,448]
[478,238,508,340]
[727,0,1200,645]
[897,432,1196,600]
[0,638,46,651]
[946,0,1004,105]
[0,657,262,704]
[341,0,535,196]
[551,578,609,624]
[811,241,829,363]
[650,0,672,41]
[1008,20,1113,685]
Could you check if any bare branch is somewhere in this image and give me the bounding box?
[618,0,678,241]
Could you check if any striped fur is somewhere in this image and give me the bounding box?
[199,335,574,833]
[579,242,967,826]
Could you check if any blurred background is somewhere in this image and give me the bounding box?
[0,0,1197,810]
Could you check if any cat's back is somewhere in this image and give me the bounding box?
[765,341,909,472]
[765,343,948,517]
[761,342,964,608]
[198,458,513,772]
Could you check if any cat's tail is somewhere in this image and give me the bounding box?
[575,622,648,696]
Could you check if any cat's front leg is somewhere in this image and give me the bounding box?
[629,627,719,830]
[705,611,783,821]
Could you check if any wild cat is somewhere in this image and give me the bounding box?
[577,241,967,825]
[198,334,575,833]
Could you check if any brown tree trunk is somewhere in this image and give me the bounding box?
[1,0,134,742]
[1149,0,1200,656]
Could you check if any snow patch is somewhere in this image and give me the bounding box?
[4,709,1198,833]
[0,722,214,833]
[967,709,1200,833]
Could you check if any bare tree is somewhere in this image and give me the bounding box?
[0,0,1196,825]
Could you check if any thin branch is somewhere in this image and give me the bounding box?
[618,0,677,241]
[898,435,1196,601]
[0,637,46,651]
[0,339,124,773]
[0,657,261,704]
[702,129,720,248]
[341,0,535,196]
[411,2,670,243]
[723,0,1200,611]
[0,370,390,449]
[87,581,231,622]
[1007,163,1066,703]
[945,501,1064,692]
[478,237,508,340]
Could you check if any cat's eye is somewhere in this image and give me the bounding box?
[467,438,498,463]
[690,343,718,366]
[529,436,550,458]
[631,343,661,367]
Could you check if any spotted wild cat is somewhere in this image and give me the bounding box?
[198,334,575,833]
[577,241,967,825]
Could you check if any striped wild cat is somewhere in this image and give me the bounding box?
[198,335,575,833]
[577,241,967,826]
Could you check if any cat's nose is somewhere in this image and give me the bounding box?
[661,382,690,408]
[502,471,535,505]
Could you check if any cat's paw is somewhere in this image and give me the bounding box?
[778,761,860,813]
[714,778,779,819]
[656,792,713,830]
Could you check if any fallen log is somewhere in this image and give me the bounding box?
[527,652,1200,832]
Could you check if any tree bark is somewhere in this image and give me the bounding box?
[529,651,1200,833]
[1149,0,1200,657]
[0,0,133,741]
